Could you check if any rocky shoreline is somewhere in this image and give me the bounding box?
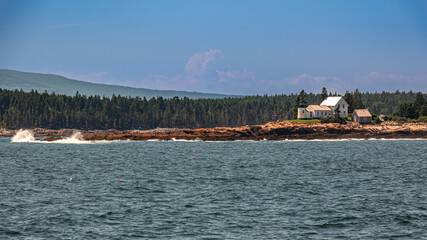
[2,121,425,141]
[83,121,427,141]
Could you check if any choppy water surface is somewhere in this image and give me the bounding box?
[0,138,426,239]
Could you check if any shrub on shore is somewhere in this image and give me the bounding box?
[417,116,427,123]
[391,116,408,122]
[319,117,347,124]
[290,119,321,123]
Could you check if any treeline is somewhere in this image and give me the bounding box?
[0,88,425,129]
[394,92,427,120]
[360,90,425,116]
[0,89,297,129]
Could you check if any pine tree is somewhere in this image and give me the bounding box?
[334,106,341,119]
[320,87,328,101]
[343,91,354,113]
[414,92,425,117]
[421,103,427,116]
[353,89,365,109]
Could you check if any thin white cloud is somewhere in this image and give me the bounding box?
[140,49,231,92]
[365,72,424,83]
[355,72,427,91]
[215,70,256,91]
[216,70,255,83]
[140,70,426,95]
[138,50,343,94]
[270,73,344,94]
[285,73,327,86]
[184,49,222,76]
[140,74,185,90]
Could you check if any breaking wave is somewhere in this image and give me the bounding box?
[51,131,89,144]
[11,129,36,142]
[10,130,110,144]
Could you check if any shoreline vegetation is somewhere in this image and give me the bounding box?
[1,88,426,141]
[2,121,426,141]
[1,88,426,130]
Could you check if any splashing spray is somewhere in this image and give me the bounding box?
[11,129,36,142]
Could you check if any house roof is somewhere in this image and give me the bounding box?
[307,105,331,111]
[353,109,372,117]
[320,96,345,106]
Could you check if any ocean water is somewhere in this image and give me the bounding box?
[0,138,426,239]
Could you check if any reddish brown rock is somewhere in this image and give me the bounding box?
[2,122,426,141]
[79,121,427,141]
[42,136,64,141]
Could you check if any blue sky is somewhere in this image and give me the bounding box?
[0,0,426,95]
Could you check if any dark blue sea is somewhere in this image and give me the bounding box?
[0,138,426,239]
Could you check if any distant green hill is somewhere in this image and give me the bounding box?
[0,69,234,99]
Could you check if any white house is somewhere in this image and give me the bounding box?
[297,96,349,119]
[320,97,349,118]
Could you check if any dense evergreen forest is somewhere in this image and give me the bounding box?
[0,88,425,129]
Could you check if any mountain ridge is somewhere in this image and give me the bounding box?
[0,69,235,99]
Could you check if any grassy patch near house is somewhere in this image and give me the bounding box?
[289,119,321,123]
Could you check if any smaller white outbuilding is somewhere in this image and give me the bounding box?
[352,109,372,123]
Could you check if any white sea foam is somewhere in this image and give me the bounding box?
[11,129,36,142]
[11,130,111,144]
[52,131,88,144]
[368,138,426,141]
[280,139,366,142]
[49,132,117,144]
[11,129,425,144]
[170,138,202,142]
[279,138,426,142]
